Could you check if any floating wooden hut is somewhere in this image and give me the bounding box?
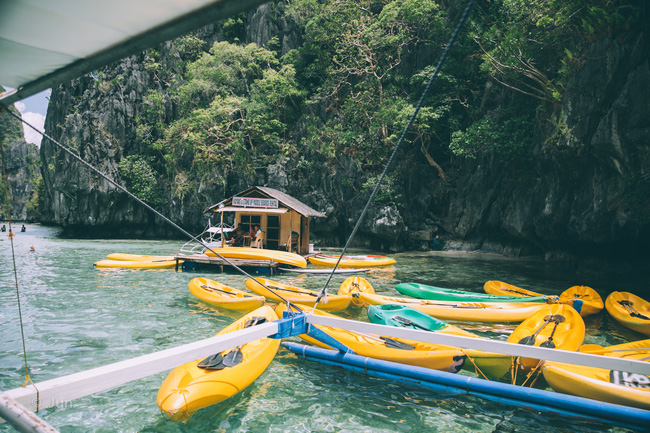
[205,186,326,255]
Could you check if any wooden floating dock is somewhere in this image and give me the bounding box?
[174,254,281,273]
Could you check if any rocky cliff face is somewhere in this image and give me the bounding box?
[0,104,40,222]
[440,31,650,265]
[0,139,40,222]
[40,4,650,275]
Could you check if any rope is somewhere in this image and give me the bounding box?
[460,349,490,380]
[521,360,544,388]
[312,0,474,310]
[4,1,475,318]
[0,122,40,410]
[510,357,518,385]
[4,108,295,308]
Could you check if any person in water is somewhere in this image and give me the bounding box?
[431,234,445,251]
[1,225,5,232]
[21,225,26,232]
[29,245,36,252]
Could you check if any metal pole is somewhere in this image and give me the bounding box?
[0,394,59,433]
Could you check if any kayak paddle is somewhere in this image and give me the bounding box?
[518,315,554,345]
[539,315,565,348]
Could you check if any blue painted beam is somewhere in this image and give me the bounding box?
[282,342,650,431]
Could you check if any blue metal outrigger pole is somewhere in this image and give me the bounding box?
[269,310,355,355]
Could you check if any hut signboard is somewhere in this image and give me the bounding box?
[232,197,278,208]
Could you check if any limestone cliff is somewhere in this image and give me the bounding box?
[0,103,40,222]
[39,3,650,276]
[438,31,650,268]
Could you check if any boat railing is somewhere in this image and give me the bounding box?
[179,223,234,255]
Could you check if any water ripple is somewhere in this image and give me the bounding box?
[0,227,640,432]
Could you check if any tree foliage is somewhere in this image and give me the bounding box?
[125,0,641,212]
[117,155,166,207]
[471,0,640,106]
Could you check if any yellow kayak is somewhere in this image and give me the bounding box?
[276,304,467,373]
[245,278,350,312]
[189,277,265,312]
[605,292,650,336]
[308,254,396,268]
[357,292,548,323]
[559,286,603,317]
[367,304,511,380]
[542,339,650,410]
[337,276,375,307]
[485,281,603,317]
[106,253,175,261]
[157,305,280,421]
[93,259,179,269]
[507,304,585,370]
[484,280,542,297]
[205,247,307,268]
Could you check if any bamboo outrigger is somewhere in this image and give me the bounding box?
[2,314,650,431]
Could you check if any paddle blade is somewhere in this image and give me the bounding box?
[539,339,556,348]
[244,316,267,328]
[197,353,224,369]
[517,336,537,346]
[393,315,430,331]
[379,336,415,350]
[222,347,244,367]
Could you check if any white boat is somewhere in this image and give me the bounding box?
[179,220,234,255]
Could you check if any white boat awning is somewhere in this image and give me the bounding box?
[0,0,268,106]
[213,206,288,214]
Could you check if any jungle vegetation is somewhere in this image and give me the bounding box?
[125,0,640,208]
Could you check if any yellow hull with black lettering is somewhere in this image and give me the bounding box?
[542,339,650,410]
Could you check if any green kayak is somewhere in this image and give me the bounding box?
[368,304,450,332]
[395,282,551,303]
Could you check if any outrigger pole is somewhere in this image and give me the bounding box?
[2,314,649,416]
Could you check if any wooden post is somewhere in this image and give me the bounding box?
[220,211,224,246]
[300,216,309,255]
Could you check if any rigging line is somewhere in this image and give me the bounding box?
[4,109,293,307]
[0,125,39,409]
[313,0,475,310]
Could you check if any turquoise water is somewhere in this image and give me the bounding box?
[0,224,643,432]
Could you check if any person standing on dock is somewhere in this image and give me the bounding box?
[233,224,246,246]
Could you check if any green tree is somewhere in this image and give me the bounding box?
[117,155,166,207]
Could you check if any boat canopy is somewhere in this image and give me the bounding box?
[0,0,268,106]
